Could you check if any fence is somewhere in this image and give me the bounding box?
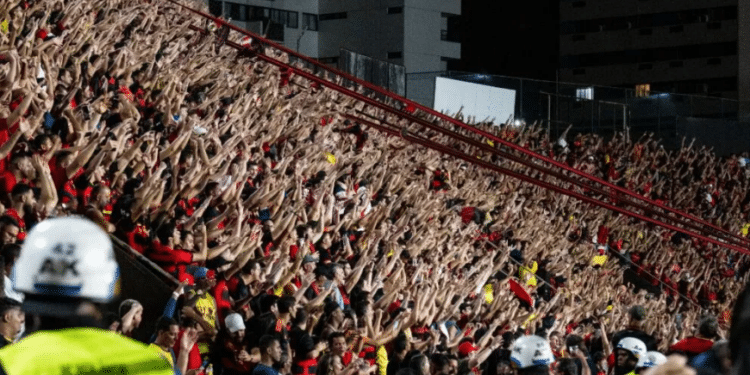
[339,49,406,97]
[406,71,750,149]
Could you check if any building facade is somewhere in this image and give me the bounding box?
[559,0,750,103]
[210,0,461,99]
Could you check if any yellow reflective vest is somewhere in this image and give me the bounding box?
[0,327,173,375]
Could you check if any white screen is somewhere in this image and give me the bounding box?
[433,77,516,125]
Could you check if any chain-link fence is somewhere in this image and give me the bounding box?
[406,71,749,150]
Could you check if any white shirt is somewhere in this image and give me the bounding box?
[4,275,24,302]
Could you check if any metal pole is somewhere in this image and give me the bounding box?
[658,98,661,136]
[520,78,524,120]
[623,105,628,143]
[591,99,595,133]
[547,93,552,139]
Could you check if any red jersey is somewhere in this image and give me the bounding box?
[174,329,203,373]
[148,241,194,273]
[4,207,25,241]
[669,337,713,356]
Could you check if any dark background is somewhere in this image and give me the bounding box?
[460,0,559,81]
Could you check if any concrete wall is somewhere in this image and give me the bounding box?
[559,56,738,87]
[560,20,739,55]
[403,0,460,73]
[560,0,736,21]
[317,1,405,62]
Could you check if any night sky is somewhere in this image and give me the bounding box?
[460,0,559,81]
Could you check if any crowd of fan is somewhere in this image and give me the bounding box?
[0,0,746,374]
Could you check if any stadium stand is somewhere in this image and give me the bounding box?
[0,0,747,374]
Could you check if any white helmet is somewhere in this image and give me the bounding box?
[12,217,120,314]
[616,337,647,360]
[637,351,667,368]
[510,335,556,369]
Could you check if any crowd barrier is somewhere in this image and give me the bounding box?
[109,236,178,343]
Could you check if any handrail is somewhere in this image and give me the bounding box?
[341,114,750,256]
[346,113,703,306]
[168,0,749,250]
[110,236,180,287]
[171,1,749,254]
[182,22,749,255]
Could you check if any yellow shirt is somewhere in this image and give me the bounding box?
[519,261,538,286]
[0,328,172,375]
[148,343,175,370]
[194,293,217,354]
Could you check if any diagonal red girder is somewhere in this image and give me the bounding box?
[168,1,749,254]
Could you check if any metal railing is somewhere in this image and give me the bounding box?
[406,71,750,147]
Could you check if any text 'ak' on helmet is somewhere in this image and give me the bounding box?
[12,216,120,315]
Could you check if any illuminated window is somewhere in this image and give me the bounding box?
[635,84,650,97]
[576,87,593,101]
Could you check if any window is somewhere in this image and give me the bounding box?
[576,87,594,101]
[319,12,347,21]
[267,23,284,41]
[560,41,736,69]
[319,57,339,65]
[302,13,318,31]
[208,0,222,17]
[387,51,402,59]
[245,7,298,28]
[270,9,282,24]
[230,3,243,21]
[223,3,231,19]
[441,56,460,71]
[387,7,403,14]
[440,13,460,43]
[287,11,298,29]
[635,84,651,97]
[248,6,268,21]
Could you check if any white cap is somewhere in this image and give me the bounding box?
[12,217,119,314]
[225,313,245,333]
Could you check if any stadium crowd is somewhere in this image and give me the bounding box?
[0,0,747,374]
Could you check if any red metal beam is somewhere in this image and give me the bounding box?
[346,114,750,256]
[181,19,748,252]
[169,0,747,247]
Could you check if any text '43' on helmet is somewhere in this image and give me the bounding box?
[511,335,556,369]
[11,216,120,315]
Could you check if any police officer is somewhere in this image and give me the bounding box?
[614,337,647,375]
[510,335,556,375]
[0,216,174,374]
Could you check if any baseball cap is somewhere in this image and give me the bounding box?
[458,341,478,358]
